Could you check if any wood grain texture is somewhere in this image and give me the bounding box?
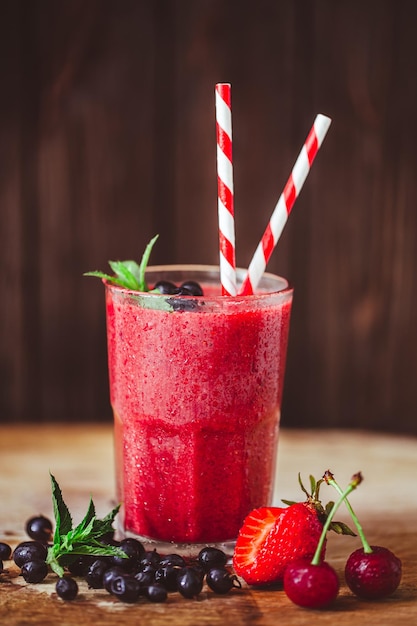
[1,1,417,433]
[0,425,416,625]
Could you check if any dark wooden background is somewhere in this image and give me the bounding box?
[1,0,416,434]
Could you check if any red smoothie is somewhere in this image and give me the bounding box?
[105,266,293,547]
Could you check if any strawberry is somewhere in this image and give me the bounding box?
[233,474,354,586]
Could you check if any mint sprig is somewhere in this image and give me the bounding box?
[46,473,126,577]
[84,234,159,291]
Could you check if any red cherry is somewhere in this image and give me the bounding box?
[345,546,402,599]
[283,559,340,608]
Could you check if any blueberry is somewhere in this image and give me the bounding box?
[198,547,228,571]
[110,574,141,603]
[103,566,127,592]
[0,560,3,573]
[179,281,204,296]
[177,566,204,598]
[56,576,79,601]
[138,563,157,575]
[21,559,48,583]
[140,550,161,568]
[67,554,95,576]
[0,542,12,561]
[158,553,186,568]
[134,568,156,589]
[206,567,241,594]
[13,541,48,567]
[110,538,145,572]
[25,515,53,542]
[154,564,181,591]
[144,583,168,603]
[85,558,111,589]
[153,280,178,294]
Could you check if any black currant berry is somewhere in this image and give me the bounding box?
[177,566,204,598]
[110,537,145,571]
[25,515,53,542]
[140,550,161,568]
[0,542,12,561]
[144,583,168,603]
[67,555,95,576]
[110,574,141,603]
[21,559,48,583]
[154,280,178,294]
[159,553,187,568]
[134,568,156,589]
[13,541,48,567]
[206,567,241,594]
[154,564,181,591]
[103,566,127,592]
[85,558,111,589]
[179,280,204,296]
[198,547,228,571]
[56,576,79,601]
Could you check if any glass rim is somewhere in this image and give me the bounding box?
[104,264,293,302]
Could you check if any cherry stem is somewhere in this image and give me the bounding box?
[311,471,362,566]
[326,475,373,555]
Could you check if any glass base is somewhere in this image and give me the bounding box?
[116,522,236,560]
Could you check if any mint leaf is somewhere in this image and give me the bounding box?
[137,234,159,290]
[108,260,140,290]
[84,234,159,291]
[90,503,121,538]
[47,475,126,577]
[121,260,142,284]
[83,270,128,288]
[73,496,96,535]
[50,472,72,542]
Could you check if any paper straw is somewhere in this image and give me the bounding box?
[239,113,332,295]
[215,83,237,296]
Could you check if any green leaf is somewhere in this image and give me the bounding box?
[329,520,356,536]
[108,261,140,290]
[325,501,335,516]
[84,234,160,292]
[83,270,128,288]
[92,503,121,534]
[281,499,297,506]
[50,473,72,542]
[71,496,96,537]
[65,542,127,558]
[121,260,142,284]
[137,234,159,291]
[47,550,65,577]
[47,475,126,577]
[298,473,310,498]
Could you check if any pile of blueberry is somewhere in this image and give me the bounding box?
[0,515,241,603]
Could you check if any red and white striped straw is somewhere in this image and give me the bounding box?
[239,113,332,295]
[215,83,237,296]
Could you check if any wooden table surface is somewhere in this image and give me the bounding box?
[0,425,416,625]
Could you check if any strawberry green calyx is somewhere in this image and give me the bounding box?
[325,471,373,555]
[311,472,363,566]
[282,473,355,537]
